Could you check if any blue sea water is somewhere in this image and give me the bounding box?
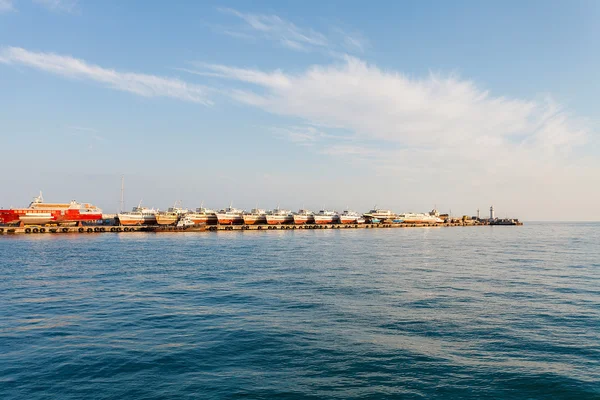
[1,223,599,399]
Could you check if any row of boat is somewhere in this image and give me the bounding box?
[0,192,445,227]
[117,205,445,226]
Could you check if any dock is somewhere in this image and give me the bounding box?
[0,220,521,235]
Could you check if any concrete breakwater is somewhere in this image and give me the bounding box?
[0,220,521,235]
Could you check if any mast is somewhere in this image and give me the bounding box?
[119,175,125,213]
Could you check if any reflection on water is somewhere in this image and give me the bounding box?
[1,223,599,398]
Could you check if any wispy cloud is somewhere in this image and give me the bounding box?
[181,56,598,216]
[33,0,78,13]
[0,47,212,104]
[0,0,14,13]
[180,63,291,89]
[216,8,366,55]
[269,125,348,146]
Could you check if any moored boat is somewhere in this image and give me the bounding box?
[398,209,443,224]
[156,204,189,226]
[187,207,218,225]
[18,212,54,225]
[216,206,244,225]
[266,208,294,225]
[0,192,103,226]
[314,210,340,224]
[118,206,158,225]
[339,209,361,224]
[293,209,315,225]
[363,207,397,222]
[176,215,197,228]
[243,209,267,225]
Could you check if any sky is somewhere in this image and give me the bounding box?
[1,0,599,220]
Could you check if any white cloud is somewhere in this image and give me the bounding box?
[180,63,291,89]
[216,8,366,55]
[269,125,348,146]
[183,57,599,219]
[33,0,78,13]
[0,47,212,104]
[0,0,14,13]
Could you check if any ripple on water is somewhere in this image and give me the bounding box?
[0,223,599,399]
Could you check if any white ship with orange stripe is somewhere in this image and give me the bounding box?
[187,207,218,225]
[314,210,340,224]
[216,206,244,225]
[118,205,158,225]
[243,209,267,225]
[339,210,364,224]
[266,208,294,225]
[293,209,315,225]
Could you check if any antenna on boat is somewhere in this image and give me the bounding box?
[33,191,44,204]
[120,175,125,213]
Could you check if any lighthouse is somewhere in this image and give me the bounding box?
[490,206,495,220]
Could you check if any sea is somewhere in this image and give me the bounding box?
[1,222,599,399]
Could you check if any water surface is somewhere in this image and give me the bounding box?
[1,223,599,398]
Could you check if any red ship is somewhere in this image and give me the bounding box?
[0,192,103,226]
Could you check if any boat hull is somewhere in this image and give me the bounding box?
[156,215,178,225]
[118,216,157,225]
[243,215,267,225]
[216,215,244,225]
[293,215,314,225]
[314,217,338,224]
[187,215,218,225]
[0,209,103,225]
[403,219,443,224]
[266,216,293,225]
[19,214,55,225]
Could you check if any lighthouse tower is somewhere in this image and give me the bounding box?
[490,206,495,220]
[477,208,480,220]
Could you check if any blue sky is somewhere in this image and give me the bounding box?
[1,0,598,220]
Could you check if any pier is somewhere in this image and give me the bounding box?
[0,220,522,235]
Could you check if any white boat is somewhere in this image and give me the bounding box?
[243,209,267,225]
[293,209,314,225]
[176,215,196,228]
[187,207,218,225]
[18,212,54,225]
[339,209,361,224]
[314,210,339,224]
[363,207,397,222]
[216,206,244,225]
[118,206,158,225]
[156,203,189,226]
[398,209,444,224]
[266,208,294,225]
